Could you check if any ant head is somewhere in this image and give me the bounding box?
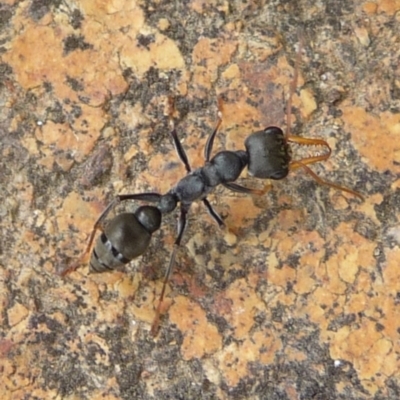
[245,127,291,180]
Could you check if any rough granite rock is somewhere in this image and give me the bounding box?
[0,0,399,399]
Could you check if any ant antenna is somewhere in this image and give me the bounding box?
[285,33,302,142]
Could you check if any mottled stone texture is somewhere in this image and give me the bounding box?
[0,0,399,399]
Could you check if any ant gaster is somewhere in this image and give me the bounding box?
[62,63,363,337]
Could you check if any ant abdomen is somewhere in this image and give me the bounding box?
[90,206,161,273]
[245,127,290,180]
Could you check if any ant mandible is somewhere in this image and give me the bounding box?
[61,54,363,336]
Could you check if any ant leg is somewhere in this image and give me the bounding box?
[117,193,162,203]
[202,198,224,227]
[204,97,224,162]
[285,32,303,142]
[151,203,190,336]
[203,183,272,228]
[291,161,364,200]
[168,97,191,173]
[60,193,162,276]
[201,99,225,227]
[223,182,271,196]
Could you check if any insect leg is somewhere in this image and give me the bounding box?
[202,198,224,227]
[223,182,271,196]
[204,97,223,162]
[285,31,303,142]
[168,97,191,173]
[151,203,189,336]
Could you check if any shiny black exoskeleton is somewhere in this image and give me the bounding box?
[63,100,362,335]
[89,126,289,273]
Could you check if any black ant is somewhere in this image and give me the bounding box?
[61,55,363,336]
